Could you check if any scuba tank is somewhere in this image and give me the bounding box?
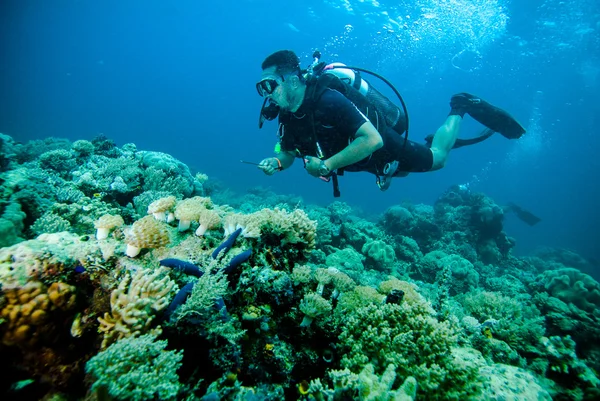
[319,61,407,139]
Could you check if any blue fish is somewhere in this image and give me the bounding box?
[159,258,203,278]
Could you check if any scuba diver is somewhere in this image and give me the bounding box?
[255,50,526,197]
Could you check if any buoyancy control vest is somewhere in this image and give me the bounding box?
[258,51,410,196]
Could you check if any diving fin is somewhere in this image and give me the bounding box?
[450,93,526,140]
[504,202,541,226]
[424,128,495,149]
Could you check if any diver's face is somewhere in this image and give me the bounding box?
[257,67,293,111]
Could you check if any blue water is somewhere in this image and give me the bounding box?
[1,0,599,266]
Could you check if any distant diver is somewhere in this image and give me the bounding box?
[254,50,526,197]
[504,202,542,226]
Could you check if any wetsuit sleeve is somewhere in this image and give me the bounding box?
[317,89,369,138]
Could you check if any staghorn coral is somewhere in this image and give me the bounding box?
[97,267,175,348]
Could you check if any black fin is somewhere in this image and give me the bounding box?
[451,93,526,139]
[505,202,541,226]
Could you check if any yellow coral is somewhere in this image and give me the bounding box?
[174,196,211,232]
[124,215,171,258]
[291,264,312,285]
[196,208,221,236]
[94,214,124,240]
[147,196,177,221]
[1,281,76,346]
[97,267,175,348]
[330,269,355,299]
[243,208,317,250]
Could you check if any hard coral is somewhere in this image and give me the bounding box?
[1,280,76,346]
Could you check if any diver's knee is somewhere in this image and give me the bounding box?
[430,148,448,170]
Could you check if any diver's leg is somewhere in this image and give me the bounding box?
[429,115,462,170]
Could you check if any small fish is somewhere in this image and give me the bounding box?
[74,265,86,274]
[286,22,300,33]
[482,326,493,339]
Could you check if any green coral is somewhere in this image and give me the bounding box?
[540,335,600,389]
[0,201,26,247]
[538,268,600,313]
[459,291,545,359]
[30,212,71,235]
[361,240,396,271]
[38,149,76,175]
[72,139,95,157]
[85,334,183,401]
[335,285,483,399]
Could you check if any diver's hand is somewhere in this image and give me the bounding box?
[304,156,325,178]
[258,157,281,176]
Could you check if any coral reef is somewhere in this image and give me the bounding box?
[0,134,598,401]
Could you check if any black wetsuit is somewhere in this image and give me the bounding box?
[279,88,433,176]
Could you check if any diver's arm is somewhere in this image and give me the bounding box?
[258,151,295,175]
[276,151,296,170]
[324,122,383,171]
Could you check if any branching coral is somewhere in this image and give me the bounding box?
[335,280,483,399]
[86,333,183,401]
[97,267,175,348]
